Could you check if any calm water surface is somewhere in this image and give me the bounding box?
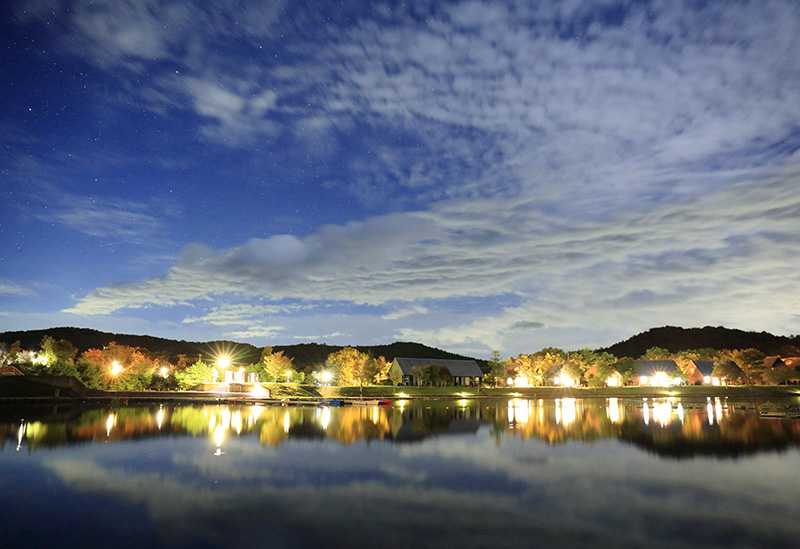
[2,397,800,548]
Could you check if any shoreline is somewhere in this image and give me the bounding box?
[1,383,799,406]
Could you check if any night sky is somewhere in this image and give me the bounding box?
[2,0,799,357]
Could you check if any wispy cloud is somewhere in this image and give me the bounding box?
[0,280,36,297]
[66,164,800,352]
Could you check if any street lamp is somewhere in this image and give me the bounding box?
[320,371,332,385]
[218,356,230,383]
[110,361,123,377]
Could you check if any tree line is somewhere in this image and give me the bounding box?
[0,337,395,391]
[2,336,798,390]
[486,346,800,386]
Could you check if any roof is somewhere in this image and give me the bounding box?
[0,366,24,376]
[393,357,484,377]
[634,360,679,377]
[691,360,715,377]
[763,356,787,369]
[782,357,800,368]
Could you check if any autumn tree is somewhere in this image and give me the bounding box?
[613,357,637,385]
[75,342,156,390]
[720,349,766,385]
[711,360,745,384]
[324,347,382,387]
[763,364,799,385]
[250,347,294,382]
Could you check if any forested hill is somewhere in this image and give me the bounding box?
[0,327,485,370]
[601,326,800,359]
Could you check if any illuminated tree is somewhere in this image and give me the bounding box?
[0,340,21,367]
[720,349,766,385]
[613,357,637,385]
[75,342,156,390]
[251,347,294,382]
[174,360,216,390]
[324,347,381,387]
[763,364,799,386]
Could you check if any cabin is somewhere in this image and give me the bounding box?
[685,360,725,385]
[586,364,622,387]
[548,364,579,387]
[390,358,484,386]
[763,356,788,370]
[631,360,683,387]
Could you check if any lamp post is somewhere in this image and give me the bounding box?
[286,370,292,384]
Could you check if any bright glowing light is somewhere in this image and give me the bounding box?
[320,406,331,430]
[214,424,225,453]
[16,422,25,451]
[250,384,268,397]
[156,406,164,429]
[283,411,291,433]
[321,371,332,384]
[32,353,49,366]
[250,405,263,425]
[556,372,576,387]
[232,410,242,435]
[110,361,123,376]
[397,392,408,398]
[652,400,672,426]
[508,398,529,425]
[607,397,620,423]
[160,366,169,378]
[606,375,619,387]
[218,356,230,369]
[106,413,115,437]
[286,370,292,383]
[556,398,577,425]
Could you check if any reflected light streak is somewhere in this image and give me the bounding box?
[607,398,620,423]
[283,411,291,433]
[643,400,650,426]
[214,424,225,456]
[17,421,25,451]
[232,410,242,435]
[156,406,164,430]
[250,405,263,426]
[556,398,577,426]
[106,413,115,437]
[320,406,331,430]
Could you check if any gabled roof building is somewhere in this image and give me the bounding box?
[390,357,484,386]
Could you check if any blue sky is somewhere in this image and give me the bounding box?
[2,0,799,358]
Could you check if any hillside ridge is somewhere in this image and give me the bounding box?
[0,327,485,370]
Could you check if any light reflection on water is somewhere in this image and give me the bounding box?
[2,397,800,548]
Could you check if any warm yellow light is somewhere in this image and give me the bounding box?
[251,384,268,397]
[156,406,164,429]
[106,413,115,436]
[218,356,230,369]
[214,424,225,447]
[160,366,169,378]
[283,411,291,433]
[320,406,331,430]
[321,371,332,383]
[110,361,123,376]
[286,370,292,383]
[397,392,408,398]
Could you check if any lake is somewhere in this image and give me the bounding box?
[2,396,800,548]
